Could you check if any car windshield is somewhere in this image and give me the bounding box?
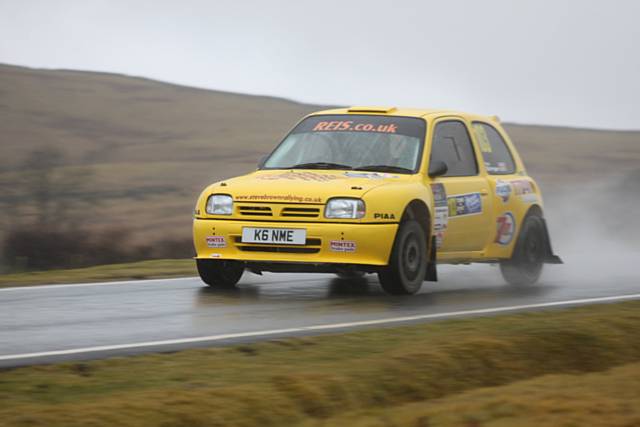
[262,115,426,173]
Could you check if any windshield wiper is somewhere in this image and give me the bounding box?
[354,165,414,174]
[290,162,353,170]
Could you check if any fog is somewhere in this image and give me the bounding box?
[1,0,639,129]
[542,172,640,286]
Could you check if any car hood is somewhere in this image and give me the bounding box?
[214,169,412,204]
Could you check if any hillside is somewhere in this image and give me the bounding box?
[0,64,325,242]
[1,63,639,248]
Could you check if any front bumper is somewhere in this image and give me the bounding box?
[193,219,398,266]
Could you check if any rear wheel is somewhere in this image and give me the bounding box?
[500,213,545,286]
[378,220,427,295]
[196,259,244,288]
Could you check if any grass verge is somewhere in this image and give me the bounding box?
[306,361,640,427]
[0,301,639,426]
[0,259,195,288]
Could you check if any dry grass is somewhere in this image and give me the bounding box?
[0,301,639,426]
[308,362,640,427]
[0,259,195,287]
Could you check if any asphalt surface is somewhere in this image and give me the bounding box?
[1,262,639,367]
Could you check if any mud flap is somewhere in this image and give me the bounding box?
[541,218,563,264]
[425,236,438,281]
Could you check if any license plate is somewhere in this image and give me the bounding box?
[241,227,306,245]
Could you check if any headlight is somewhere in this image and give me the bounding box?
[206,194,233,215]
[325,198,365,219]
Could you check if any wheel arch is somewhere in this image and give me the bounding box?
[400,199,431,246]
[514,203,562,264]
[508,203,543,258]
[525,204,544,219]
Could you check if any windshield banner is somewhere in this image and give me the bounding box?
[292,115,425,139]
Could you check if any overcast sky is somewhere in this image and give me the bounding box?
[1,0,639,129]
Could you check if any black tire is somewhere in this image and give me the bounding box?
[378,220,427,295]
[500,213,545,286]
[196,259,244,288]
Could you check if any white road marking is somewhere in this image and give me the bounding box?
[0,274,331,292]
[0,276,197,292]
[1,292,640,362]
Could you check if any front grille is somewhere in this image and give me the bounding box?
[238,206,273,216]
[233,237,321,246]
[237,246,320,254]
[233,236,321,254]
[280,207,321,218]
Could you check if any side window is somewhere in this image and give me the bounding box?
[430,121,478,176]
[472,122,516,174]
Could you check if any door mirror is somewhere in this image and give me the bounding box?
[428,160,448,177]
[257,155,268,169]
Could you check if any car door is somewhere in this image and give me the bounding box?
[428,118,493,253]
[470,121,533,250]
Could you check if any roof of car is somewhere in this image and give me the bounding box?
[310,106,500,123]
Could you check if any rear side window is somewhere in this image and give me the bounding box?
[472,122,516,174]
[430,121,478,176]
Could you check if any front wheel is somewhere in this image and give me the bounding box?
[196,259,244,288]
[378,220,427,295]
[500,213,545,286]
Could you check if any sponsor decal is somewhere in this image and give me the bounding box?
[434,230,445,249]
[312,120,398,134]
[485,162,510,173]
[431,183,447,208]
[448,192,483,218]
[491,179,537,204]
[431,183,448,249]
[511,179,537,203]
[206,235,226,248]
[495,212,516,245]
[511,179,533,195]
[293,115,425,139]
[257,171,342,182]
[235,194,322,203]
[495,180,512,203]
[330,240,356,253]
[344,171,399,179]
[472,123,493,153]
[374,213,396,220]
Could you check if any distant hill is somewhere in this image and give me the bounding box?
[0,64,327,242]
[1,63,639,245]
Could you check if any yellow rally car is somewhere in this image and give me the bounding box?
[193,107,562,294]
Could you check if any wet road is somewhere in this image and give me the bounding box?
[1,262,639,367]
